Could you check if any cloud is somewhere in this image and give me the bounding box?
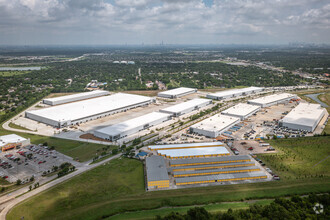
[0,0,329,44]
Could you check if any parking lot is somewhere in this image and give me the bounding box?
[0,144,78,183]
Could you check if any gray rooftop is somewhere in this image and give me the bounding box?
[146,156,169,182]
[170,155,251,166]
[169,161,255,171]
[173,166,260,176]
[175,172,267,184]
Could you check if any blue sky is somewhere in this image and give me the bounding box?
[0,0,329,45]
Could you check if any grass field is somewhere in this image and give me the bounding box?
[8,122,33,131]
[318,92,330,134]
[7,136,330,220]
[0,71,30,76]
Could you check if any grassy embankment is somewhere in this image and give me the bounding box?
[7,136,330,220]
[318,92,330,134]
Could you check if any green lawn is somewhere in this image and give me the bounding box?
[0,178,11,186]
[0,71,30,76]
[8,122,33,131]
[7,144,330,220]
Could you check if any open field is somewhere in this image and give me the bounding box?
[7,141,330,220]
[8,122,33,131]
[0,71,30,76]
[0,127,113,162]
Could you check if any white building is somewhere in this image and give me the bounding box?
[26,93,154,128]
[206,87,263,100]
[94,112,171,141]
[160,98,212,117]
[43,90,110,106]
[148,142,224,151]
[280,103,326,132]
[248,93,296,107]
[190,114,240,138]
[158,87,197,99]
[0,134,30,151]
[221,103,261,120]
[157,147,230,159]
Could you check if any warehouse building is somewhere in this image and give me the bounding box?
[171,161,256,172]
[280,103,326,132]
[26,93,154,128]
[157,147,230,159]
[173,166,261,177]
[158,87,197,99]
[221,103,261,120]
[206,87,263,100]
[175,172,267,185]
[248,93,296,107]
[146,156,170,189]
[43,90,110,105]
[94,112,171,141]
[148,142,224,151]
[0,134,30,152]
[190,114,240,138]
[160,98,212,117]
[170,155,251,167]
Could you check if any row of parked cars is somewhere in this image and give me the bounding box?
[253,157,280,180]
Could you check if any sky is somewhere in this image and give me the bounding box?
[0,0,329,45]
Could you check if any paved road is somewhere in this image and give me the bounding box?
[0,153,122,220]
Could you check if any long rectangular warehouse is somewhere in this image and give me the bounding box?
[148,142,224,151]
[221,103,261,120]
[206,87,263,100]
[173,166,261,177]
[146,156,170,189]
[280,103,326,132]
[170,155,251,167]
[26,93,154,128]
[94,112,171,141]
[190,114,240,138]
[175,172,267,185]
[171,162,256,172]
[160,98,212,116]
[158,87,197,99]
[157,147,230,159]
[43,90,110,105]
[248,93,296,107]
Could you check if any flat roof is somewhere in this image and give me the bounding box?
[248,93,295,105]
[26,93,153,122]
[170,155,251,166]
[170,161,255,171]
[175,172,267,183]
[160,98,210,114]
[209,87,263,98]
[158,147,229,158]
[146,156,169,182]
[0,134,27,147]
[173,166,260,175]
[95,112,170,136]
[148,142,224,150]
[43,90,109,103]
[221,103,260,117]
[191,114,240,132]
[281,103,325,127]
[158,87,196,96]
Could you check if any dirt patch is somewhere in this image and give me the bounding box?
[80,133,112,143]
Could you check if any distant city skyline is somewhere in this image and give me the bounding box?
[0,0,329,45]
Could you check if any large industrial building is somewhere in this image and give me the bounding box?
[221,103,261,120]
[190,114,240,138]
[146,156,170,189]
[43,90,110,106]
[148,142,224,151]
[94,112,171,141]
[157,147,230,159]
[248,93,296,107]
[206,87,263,100]
[160,98,212,117]
[158,87,197,99]
[26,93,154,128]
[0,134,30,152]
[280,103,326,132]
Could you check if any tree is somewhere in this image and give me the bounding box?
[112,149,119,155]
[16,179,22,185]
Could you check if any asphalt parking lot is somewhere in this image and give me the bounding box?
[0,144,77,183]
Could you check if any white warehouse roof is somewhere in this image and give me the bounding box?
[191,114,240,132]
[43,90,109,105]
[248,93,295,105]
[221,103,260,119]
[157,147,229,158]
[158,87,196,97]
[94,112,171,137]
[27,93,153,123]
[281,103,326,129]
[160,98,211,114]
[0,134,27,147]
[148,142,224,150]
[208,87,263,98]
